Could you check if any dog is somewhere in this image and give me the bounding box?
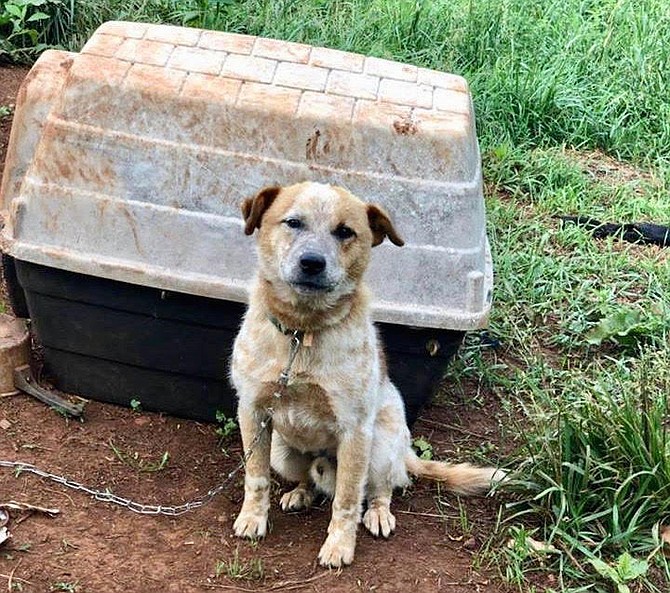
[230,181,503,568]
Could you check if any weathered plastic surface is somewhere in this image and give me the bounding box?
[0,21,492,330]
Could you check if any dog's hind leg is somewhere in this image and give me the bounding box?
[280,482,313,512]
[363,490,395,538]
[271,432,315,511]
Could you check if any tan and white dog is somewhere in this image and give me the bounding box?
[230,181,502,568]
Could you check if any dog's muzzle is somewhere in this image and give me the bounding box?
[292,251,332,292]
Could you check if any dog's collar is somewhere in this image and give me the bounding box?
[267,314,301,337]
[267,315,315,345]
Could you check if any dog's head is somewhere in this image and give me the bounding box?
[242,182,403,303]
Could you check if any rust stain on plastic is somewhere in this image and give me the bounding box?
[119,205,144,256]
[393,118,418,136]
[59,57,74,71]
[305,128,321,160]
[55,157,73,180]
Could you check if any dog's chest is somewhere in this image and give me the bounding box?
[262,381,338,452]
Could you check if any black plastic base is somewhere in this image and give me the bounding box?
[10,259,463,425]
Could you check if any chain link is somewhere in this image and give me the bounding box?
[0,415,272,517]
[275,330,303,397]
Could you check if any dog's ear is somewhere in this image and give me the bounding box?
[242,186,281,235]
[367,204,404,247]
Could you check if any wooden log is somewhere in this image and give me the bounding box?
[0,314,29,395]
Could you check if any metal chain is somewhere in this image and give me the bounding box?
[0,415,271,517]
[0,321,305,517]
[275,330,303,397]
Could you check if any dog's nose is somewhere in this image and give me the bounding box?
[299,252,326,276]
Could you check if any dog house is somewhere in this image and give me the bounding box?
[0,22,492,424]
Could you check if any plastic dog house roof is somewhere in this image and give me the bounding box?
[0,22,492,330]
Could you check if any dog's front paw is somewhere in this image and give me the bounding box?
[233,510,268,539]
[363,505,396,538]
[318,529,356,568]
[280,485,314,512]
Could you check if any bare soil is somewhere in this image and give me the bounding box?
[0,65,512,593]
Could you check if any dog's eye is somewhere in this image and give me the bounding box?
[283,218,303,230]
[333,224,356,241]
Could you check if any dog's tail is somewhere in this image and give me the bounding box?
[405,451,505,496]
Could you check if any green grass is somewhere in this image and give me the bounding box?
[490,348,670,590]
[5,1,670,590]
[438,139,669,592]
[449,141,669,590]
[484,147,669,355]
[214,547,264,581]
[108,439,170,472]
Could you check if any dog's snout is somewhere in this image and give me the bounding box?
[300,252,326,276]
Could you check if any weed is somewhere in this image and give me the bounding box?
[502,526,559,586]
[586,306,669,351]
[129,398,142,412]
[215,410,238,439]
[496,348,670,590]
[108,439,169,472]
[456,498,472,536]
[450,139,669,591]
[432,487,477,546]
[215,410,238,455]
[16,0,670,161]
[589,553,649,593]
[412,436,433,460]
[214,547,264,581]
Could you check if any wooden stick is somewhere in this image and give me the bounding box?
[0,575,31,586]
[6,560,23,592]
[397,509,445,519]
[0,501,60,515]
[202,572,332,591]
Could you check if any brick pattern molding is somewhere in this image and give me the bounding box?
[83,22,470,110]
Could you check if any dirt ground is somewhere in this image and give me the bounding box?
[0,65,512,593]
